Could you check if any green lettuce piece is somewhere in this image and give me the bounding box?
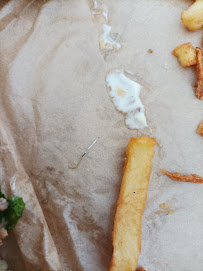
[0,192,5,199]
[0,192,25,231]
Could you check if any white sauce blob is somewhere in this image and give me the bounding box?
[93,0,98,9]
[102,11,108,20]
[91,0,108,21]
[106,71,147,129]
[99,24,121,51]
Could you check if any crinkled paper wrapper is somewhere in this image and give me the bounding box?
[0,0,202,270]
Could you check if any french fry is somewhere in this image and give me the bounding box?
[109,137,156,271]
[162,170,203,183]
[197,121,203,136]
[196,47,203,100]
[181,0,203,31]
[173,43,197,67]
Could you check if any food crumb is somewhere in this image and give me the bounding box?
[155,210,162,215]
[168,209,174,215]
[159,203,169,209]
[156,202,175,215]
[148,49,153,53]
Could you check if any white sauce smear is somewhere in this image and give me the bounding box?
[91,0,108,21]
[93,0,98,9]
[106,71,147,129]
[99,24,121,51]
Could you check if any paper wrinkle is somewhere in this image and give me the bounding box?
[9,175,16,191]
[0,0,31,25]
[0,116,62,270]
[0,0,203,271]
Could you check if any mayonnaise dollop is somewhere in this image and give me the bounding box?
[99,24,121,51]
[106,71,147,129]
[91,0,108,21]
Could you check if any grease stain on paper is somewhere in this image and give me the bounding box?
[155,202,175,215]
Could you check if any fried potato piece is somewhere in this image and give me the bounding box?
[196,47,203,99]
[181,0,203,31]
[173,43,197,66]
[137,268,146,271]
[109,137,156,271]
[162,170,203,183]
[197,121,203,136]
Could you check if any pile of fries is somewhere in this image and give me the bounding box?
[173,0,203,137]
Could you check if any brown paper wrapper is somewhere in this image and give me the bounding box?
[0,0,202,270]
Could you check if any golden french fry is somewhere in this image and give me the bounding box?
[196,47,203,100]
[197,121,203,136]
[173,43,197,67]
[109,137,156,271]
[181,0,203,31]
[162,170,203,184]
